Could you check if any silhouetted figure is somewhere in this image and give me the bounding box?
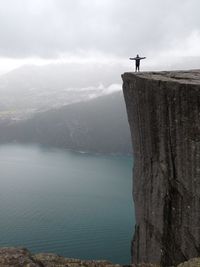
[130,54,146,72]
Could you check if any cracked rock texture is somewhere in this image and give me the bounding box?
[0,247,121,267]
[122,70,200,267]
[0,247,200,267]
[0,247,165,267]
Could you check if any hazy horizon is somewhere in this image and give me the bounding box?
[0,0,199,75]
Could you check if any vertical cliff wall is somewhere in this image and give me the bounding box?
[122,71,200,267]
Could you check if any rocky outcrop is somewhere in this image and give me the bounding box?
[0,247,121,267]
[0,247,165,267]
[177,258,200,267]
[122,70,200,267]
[0,247,200,267]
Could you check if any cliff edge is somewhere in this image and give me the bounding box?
[122,70,200,267]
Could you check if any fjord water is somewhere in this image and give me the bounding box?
[0,144,134,264]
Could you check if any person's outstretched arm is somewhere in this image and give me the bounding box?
[140,57,146,60]
[129,57,136,60]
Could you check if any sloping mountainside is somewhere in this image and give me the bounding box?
[0,63,122,117]
[0,91,132,154]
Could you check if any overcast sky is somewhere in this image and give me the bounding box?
[0,0,200,73]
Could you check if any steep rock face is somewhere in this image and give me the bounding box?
[122,70,200,267]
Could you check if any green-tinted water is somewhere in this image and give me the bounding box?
[0,144,134,264]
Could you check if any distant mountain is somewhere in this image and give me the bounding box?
[0,62,123,120]
[0,92,132,155]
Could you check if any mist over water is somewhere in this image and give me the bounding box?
[0,144,134,264]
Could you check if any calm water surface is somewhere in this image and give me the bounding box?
[0,144,134,264]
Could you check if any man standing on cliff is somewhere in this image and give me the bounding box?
[130,54,146,72]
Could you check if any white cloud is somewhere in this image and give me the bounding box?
[0,0,199,72]
[103,84,122,94]
[166,31,200,57]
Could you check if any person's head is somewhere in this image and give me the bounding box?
[136,54,139,57]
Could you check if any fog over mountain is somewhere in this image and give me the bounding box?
[0,0,199,154]
[0,62,132,154]
[0,91,132,154]
[0,62,123,120]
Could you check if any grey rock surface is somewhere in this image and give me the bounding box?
[0,247,200,266]
[0,247,41,266]
[176,257,200,267]
[0,247,121,267]
[122,70,200,267]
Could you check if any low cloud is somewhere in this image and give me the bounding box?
[0,0,199,72]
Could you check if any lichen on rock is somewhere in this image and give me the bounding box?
[176,257,200,267]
